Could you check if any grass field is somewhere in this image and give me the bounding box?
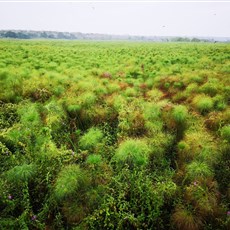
[0,40,230,229]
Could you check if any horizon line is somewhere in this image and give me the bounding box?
[1,1,230,3]
[1,29,230,38]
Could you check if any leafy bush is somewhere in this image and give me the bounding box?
[86,170,173,229]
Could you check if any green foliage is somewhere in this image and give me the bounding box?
[113,139,150,169]
[0,141,14,173]
[54,164,88,200]
[86,154,102,166]
[171,105,189,140]
[214,146,230,195]
[86,169,175,229]
[186,161,213,181]
[79,127,103,150]
[117,100,147,138]
[172,205,203,230]
[173,105,188,124]
[6,164,36,184]
[67,104,81,113]
[124,87,137,97]
[0,40,229,229]
[18,103,41,126]
[193,95,214,114]
[0,102,19,130]
[199,82,218,96]
[79,92,97,108]
[220,125,230,142]
[143,103,162,122]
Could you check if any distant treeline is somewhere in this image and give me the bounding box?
[0,30,229,42]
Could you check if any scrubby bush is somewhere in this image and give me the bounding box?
[117,101,147,139]
[146,88,163,101]
[185,83,199,94]
[171,105,188,140]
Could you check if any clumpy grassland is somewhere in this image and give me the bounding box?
[0,40,229,229]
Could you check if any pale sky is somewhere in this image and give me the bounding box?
[0,1,230,37]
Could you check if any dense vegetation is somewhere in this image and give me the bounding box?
[0,40,229,229]
[1,30,226,42]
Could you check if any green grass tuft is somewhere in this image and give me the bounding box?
[86,154,102,165]
[113,139,150,169]
[186,161,213,181]
[220,125,230,142]
[54,164,88,200]
[173,105,188,124]
[6,164,36,184]
[193,95,214,114]
[79,127,103,150]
